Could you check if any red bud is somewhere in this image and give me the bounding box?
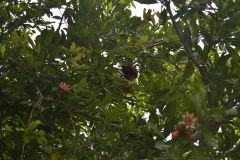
[186,133,192,138]
[120,80,128,83]
[172,131,180,139]
[120,91,126,97]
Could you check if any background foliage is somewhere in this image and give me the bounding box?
[1,0,240,159]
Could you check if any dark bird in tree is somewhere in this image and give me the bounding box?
[122,66,138,81]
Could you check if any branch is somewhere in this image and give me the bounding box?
[132,40,183,71]
[56,8,66,33]
[164,0,214,108]
[21,85,43,160]
[42,97,66,105]
[224,141,240,156]
[20,146,25,160]
[133,41,167,53]
[164,1,205,80]
[144,55,184,72]
[225,107,240,121]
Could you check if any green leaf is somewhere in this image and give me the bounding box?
[209,107,224,122]
[36,130,47,145]
[74,77,87,91]
[183,61,194,80]
[11,31,19,47]
[27,120,42,131]
[160,9,167,25]
[51,153,59,160]
[23,133,31,143]
[225,108,238,116]
[203,131,219,149]
[192,149,206,160]
[5,140,15,150]
[52,16,62,20]
[138,35,149,45]
[134,0,158,4]
[109,48,135,59]
[147,121,164,138]
[155,141,170,150]
[190,13,199,38]
[80,0,97,16]
[108,1,113,11]
[222,11,240,31]
[43,30,54,46]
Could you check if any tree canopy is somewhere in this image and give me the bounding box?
[1,0,240,159]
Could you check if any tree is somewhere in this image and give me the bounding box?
[1,0,240,159]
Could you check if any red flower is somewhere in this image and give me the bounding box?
[172,130,180,139]
[59,82,70,93]
[172,130,193,139]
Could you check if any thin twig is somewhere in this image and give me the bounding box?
[20,146,25,160]
[133,41,166,53]
[56,8,66,33]
[145,55,184,72]
[163,151,169,160]
[35,85,44,100]
[42,97,66,105]
[27,85,43,126]
[224,141,240,156]
[20,85,44,160]
[164,0,214,108]
[69,107,76,131]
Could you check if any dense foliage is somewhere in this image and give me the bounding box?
[1,0,240,159]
